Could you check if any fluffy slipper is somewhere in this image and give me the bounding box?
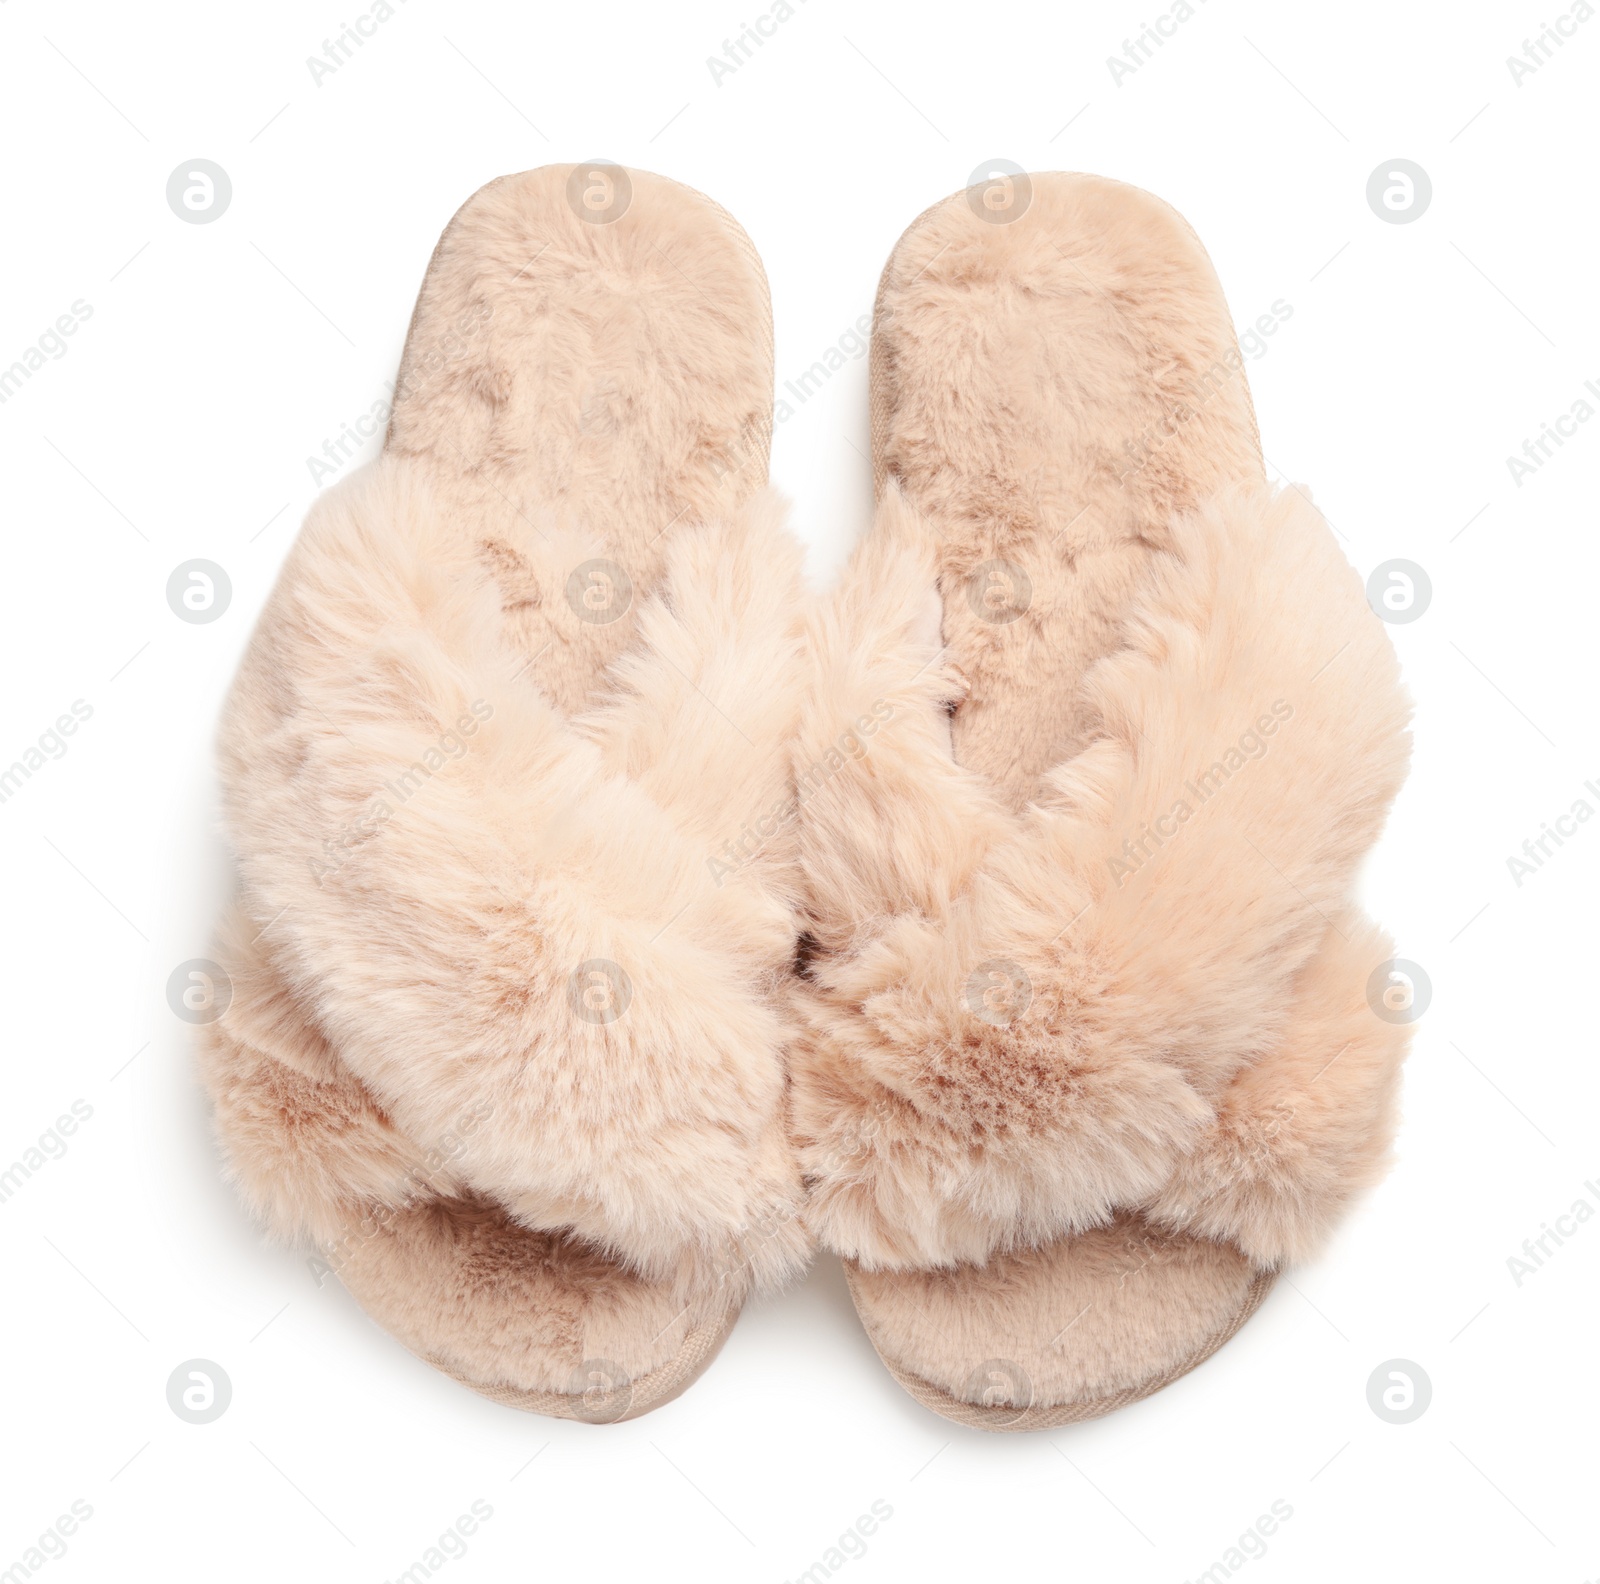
[197,165,812,1420]
[792,173,1413,1429]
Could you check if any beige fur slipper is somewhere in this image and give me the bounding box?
[791,173,1413,1429]
[197,166,812,1420]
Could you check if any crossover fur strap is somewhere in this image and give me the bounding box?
[793,484,1413,1270]
[214,454,810,1293]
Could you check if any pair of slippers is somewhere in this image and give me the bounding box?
[198,165,1412,1428]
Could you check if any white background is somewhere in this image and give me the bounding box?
[2,0,1597,1580]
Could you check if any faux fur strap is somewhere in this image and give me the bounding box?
[793,483,1413,1271]
[211,455,810,1294]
